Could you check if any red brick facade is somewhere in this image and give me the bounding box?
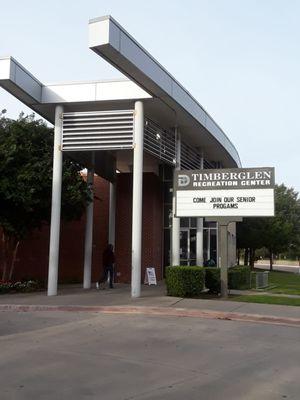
[115,173,163,283]
[2,172,163,284]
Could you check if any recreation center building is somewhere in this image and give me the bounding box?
[0,16,241,297]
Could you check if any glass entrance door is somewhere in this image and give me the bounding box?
[180,229,197,266]
[180,229,188,265]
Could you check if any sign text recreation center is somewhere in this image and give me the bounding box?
[175,167,275,217]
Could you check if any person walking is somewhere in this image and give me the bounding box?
[96,244,115,289]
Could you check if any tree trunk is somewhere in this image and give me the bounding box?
[244,248,249,266]
[249,248,255,269]
[1,233,8,281]
[269,250,273,271]
[8,240,20,281]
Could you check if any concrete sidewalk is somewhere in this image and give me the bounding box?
[0,283,299,323]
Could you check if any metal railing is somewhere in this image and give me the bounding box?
[181,141,202,170]
[144,119,176,165]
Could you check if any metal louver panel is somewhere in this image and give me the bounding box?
[181,141,202,170]
[144,119,176,165]
[62,110,134,151]
[203,159,215,169]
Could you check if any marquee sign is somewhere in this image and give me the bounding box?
[175,167,275,217]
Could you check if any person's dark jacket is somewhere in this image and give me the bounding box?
[103,247,115,266]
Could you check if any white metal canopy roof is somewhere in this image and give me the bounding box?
[0,15,241,168]
[0,56,151,122]
[89,16,241,168]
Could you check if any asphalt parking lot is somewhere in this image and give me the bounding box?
[0,309,299,400]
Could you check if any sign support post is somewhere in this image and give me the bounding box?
[207,217,242,298]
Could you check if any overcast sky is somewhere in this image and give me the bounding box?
[0,0,299,192]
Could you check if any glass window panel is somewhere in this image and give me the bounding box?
[190,229,197,261]
[163,184,173,204]
[164,165,174,181]
[180,218,189,227]
[190,218,197,228]
[203,228,209,264]
[180,230,188,262]
[210,229,217,265]
[204,221,217,228]
[163,229,170,267]
[164,205,172,228]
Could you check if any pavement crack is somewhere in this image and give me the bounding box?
[229,303,247,312]
[169,298,184,307]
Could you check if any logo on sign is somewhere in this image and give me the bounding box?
[178,174,190,187]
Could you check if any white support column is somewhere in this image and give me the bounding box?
[196,151,204,266]
[171,128,181,266]
[131,101,144,298]
[83,166,94,289]
[196,218,204,266]
[109,182,116,247]
[47,105,64,296]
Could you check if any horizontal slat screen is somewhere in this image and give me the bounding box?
[144,119,176,165]
[62,110,134,151]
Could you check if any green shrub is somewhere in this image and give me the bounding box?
[204,266,251,294]
[228,266,251,290]
[0,281,13,294]
[204,268,220,293]
[165,266,205,297]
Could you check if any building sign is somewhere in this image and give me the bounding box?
[175,167,275,217]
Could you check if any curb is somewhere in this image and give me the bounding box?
[0,304,300,327]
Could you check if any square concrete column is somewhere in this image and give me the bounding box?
[131,101,144,298]
[47,105,64,296]
[208,217,242,298]
[218,221,229,298]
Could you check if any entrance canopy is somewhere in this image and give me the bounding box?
[89,16,241,168]
[0,15,241,168]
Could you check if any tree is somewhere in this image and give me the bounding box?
[0,113,91,280]
[237,184,300,270]
[237,218,265,268]
[262,184,300,270]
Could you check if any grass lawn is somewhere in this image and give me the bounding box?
[266,271,300,295]
[231,294,300,307]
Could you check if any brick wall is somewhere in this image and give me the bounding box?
[5,176,109,283]
[1,172,163,285]
[115,173,163,283]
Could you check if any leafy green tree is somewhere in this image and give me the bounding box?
[0,112,90,280]
[237,218,265,268]
[262,184,300,270]
[237,184,300,270]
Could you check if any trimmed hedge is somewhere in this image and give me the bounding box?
[204,268,221,294]
[204,266,251,294]
[166,266,205,297]
[228,266,251,290]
